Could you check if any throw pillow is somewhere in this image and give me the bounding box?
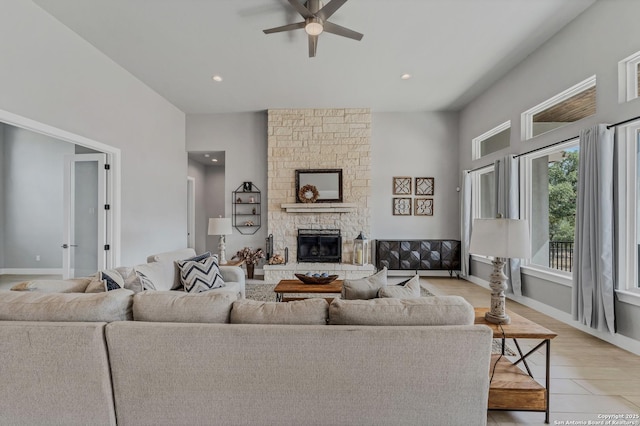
[341,267,387,300]
[377,275,421,299]
[177,255,225,293]
[100,269,126,291]
[133,261,168,291]
[230,298,329,325]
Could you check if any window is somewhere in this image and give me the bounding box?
[522,76,596,140]
[521,140,579,274]
[472,121,510,160]
[618,50,640,103]
[616,121,640,301]
[471,166,496,220]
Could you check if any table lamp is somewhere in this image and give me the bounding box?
[208,217,232,264]
[469,217,530,325]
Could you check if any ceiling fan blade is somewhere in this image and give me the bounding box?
[317,0,348,21]
[263,21,306,34]
[322,21,363,41]
[308,34,318,57]
[287,0,312,18]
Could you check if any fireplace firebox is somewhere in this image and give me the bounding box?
[297,229,342,263]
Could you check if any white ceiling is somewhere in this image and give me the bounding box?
[33,0,596,114]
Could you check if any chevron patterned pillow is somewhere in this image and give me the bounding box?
[177,255,225,293]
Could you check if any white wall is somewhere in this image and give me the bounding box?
[186,113,268,259]
[0,0,187,265]
[187,160,207,255]
[459,0,640,343]
[205,165,225,253]
[0,124,5,268]
[372,112,460,240]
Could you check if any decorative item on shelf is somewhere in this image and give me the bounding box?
[252,207,256,214]
[415,177,435,195]
[268,254,285,265]
[232,247,265,279]
[353,231,369,266]
[243,181,253,192]
[298,184,319,203]
[294,273,339,284]
[249,196,255,203]
[415,198,434,216]
[207,217,232,264]
[469,216,530,325]
[393,197,412,215]
[236,197,242,203]
[244,220,255,226]
[393,177,412,195]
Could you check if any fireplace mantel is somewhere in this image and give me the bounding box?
[280,203,357,213]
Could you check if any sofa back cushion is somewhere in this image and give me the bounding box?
[133,290,236,323]
[341,267,387,300]
[230,299,328,325]
[328,296,474,326]
[146,248,197,290]
[0,288,133,322]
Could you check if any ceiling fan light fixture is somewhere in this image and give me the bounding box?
[305,17,323,36]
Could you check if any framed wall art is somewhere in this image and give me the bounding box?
[415,198,434,216]
[415,177,434,196]
[393,198,412,216]
[393,177,412,195]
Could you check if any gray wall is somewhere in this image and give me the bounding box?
[459,0,640,342]
[186,113,268,259]
[371,112,460,240]
[187,160,226,256]
[187,160,207,255]
[0,0,187,265]
[2,125,74,269]
[0,124,5,268]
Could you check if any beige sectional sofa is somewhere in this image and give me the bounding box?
[0,288,493,425]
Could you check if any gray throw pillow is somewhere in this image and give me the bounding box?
[341,267,387,300]
[377,275,421,298]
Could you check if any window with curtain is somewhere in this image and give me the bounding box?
[471,167,496,220]
[521,140,579,274]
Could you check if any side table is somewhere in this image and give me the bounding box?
[475,307,557,424]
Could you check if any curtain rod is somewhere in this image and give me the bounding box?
[467,116,640,173]
[606,114,640,129]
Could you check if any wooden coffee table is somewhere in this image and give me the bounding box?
[273,279,343,302]
[475,307,557,424]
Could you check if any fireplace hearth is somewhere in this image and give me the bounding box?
[297,229,342,263]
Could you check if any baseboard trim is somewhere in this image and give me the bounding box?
[0,268,64,275]
[463,276,640,356]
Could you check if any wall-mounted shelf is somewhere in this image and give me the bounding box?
[281,203,357,213]
[233,183,261,234]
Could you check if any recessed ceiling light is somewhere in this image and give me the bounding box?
[204,154,210,157]
[211,158,218,162]
[401,73,411,80]
[212,75,223,82]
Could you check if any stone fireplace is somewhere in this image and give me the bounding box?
[264,108,374,282]
[297,229,342,263]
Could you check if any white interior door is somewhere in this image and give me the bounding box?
[63,154,107,279]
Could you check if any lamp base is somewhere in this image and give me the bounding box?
[218,235,227,265]
[486,257,511,325]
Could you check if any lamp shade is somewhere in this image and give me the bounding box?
[208,218,232,236]
[469,218,531,259]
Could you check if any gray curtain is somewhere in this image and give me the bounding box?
[573,124,616,334]
[494,155,523,296]
[460,171,472,277]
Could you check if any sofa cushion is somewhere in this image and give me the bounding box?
[134,261,169,291]
[0,288,134,322]
[177,255,225,293]
[147,248,198,290]
[10,277,91,293]
[341,267,387,300]
[85,275,106,293]
[133,290,236,323]
[377,275,421,299]
[328,296,474,326]
[230,298,329,325]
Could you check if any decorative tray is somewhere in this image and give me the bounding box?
[294,273,339,284]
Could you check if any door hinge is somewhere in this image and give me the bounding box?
[104,164,110,170]
[104,204,110,210]
[104,244,110,251]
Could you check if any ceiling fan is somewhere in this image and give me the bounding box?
[263,0,363,58]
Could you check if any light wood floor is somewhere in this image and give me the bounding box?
[422,277,640,425]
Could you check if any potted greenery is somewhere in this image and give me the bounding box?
[233,247,265,279]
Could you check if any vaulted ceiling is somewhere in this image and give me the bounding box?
[33,0,596,114]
